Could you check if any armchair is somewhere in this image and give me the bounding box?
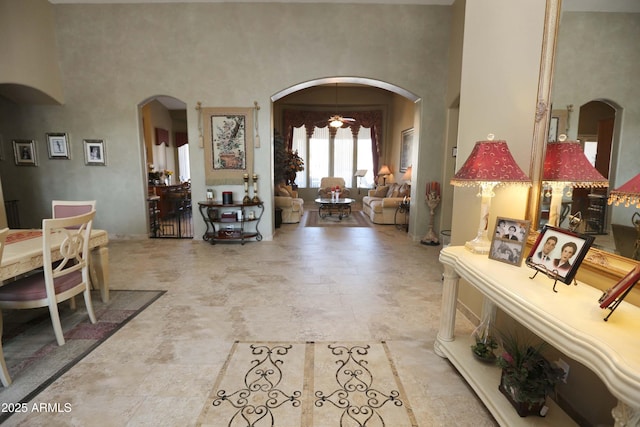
[274,184,304,223]
[317,177,351,198]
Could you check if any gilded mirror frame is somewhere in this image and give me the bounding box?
[526,0,639,301]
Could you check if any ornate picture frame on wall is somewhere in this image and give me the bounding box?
[489,217,530,266]
[202,107,254,185]
[46,133,70,159]
[13,139,37,166]
[399,128,413,173]
[83,139,106,166]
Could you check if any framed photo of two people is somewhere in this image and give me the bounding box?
[526,225,594,284]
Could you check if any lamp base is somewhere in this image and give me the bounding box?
[464,236,491,254]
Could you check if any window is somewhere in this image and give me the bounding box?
[292,125,374,189]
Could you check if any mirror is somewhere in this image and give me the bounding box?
[528,0,640,280]
[529,0,640,261]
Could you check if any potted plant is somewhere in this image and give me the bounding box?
[274,131,305,188]
[496,333,565,417]
[471,335,498,362]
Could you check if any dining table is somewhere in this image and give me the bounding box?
[0,229,110,302]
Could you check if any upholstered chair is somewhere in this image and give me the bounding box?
[317,177,351,198]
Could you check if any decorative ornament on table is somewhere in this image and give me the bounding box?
[421,181,441,246]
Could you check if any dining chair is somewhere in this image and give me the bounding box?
[0,211,97,346]
[0,227,12,386]
[52,200,96,220]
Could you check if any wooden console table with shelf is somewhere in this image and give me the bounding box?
[198,201,264,245]
[437,246,640,426]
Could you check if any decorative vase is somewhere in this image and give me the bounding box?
[470,314,497,363]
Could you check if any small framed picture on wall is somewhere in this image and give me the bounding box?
[13,139,38,166]
[47,133,70,159]
[83,139,106,166]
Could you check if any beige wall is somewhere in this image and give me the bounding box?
[0,0,64,104]
[0,2,451,239]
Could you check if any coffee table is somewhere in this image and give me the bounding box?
[315,197,355,220]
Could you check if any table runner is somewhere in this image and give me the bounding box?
[6,231,43,245]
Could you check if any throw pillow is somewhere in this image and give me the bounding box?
[399,183,410,197]
[373,186,388,197]
[277,187,290,197]
[386,183,400,198]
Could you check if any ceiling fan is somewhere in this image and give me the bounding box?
[327,83,355,128]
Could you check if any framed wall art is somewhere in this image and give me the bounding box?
[47,133,70,159]
[13,139,38,166]
[399,128,413,173]
[489,217,530,266]
[202,107,254,185]
[526,225,594,284]
[83,139,106,166]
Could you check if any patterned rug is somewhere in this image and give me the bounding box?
[197,341,417,426]
[304,210,371,228]
[0,289,165,423]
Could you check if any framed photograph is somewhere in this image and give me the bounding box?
[202,107,254,185]
[489,217,530,266]
[83,139,106,166]
[599,263,640,309]
[399,128,413,173]
[47,133,70,159]
[526,225,595,284]
[13,139,38,166]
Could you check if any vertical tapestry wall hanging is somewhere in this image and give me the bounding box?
[202,107,254,185]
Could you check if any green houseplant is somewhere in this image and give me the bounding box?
[496,333,565,417]
[274,131,305,187]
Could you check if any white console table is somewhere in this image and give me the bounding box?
[436,246,640,427]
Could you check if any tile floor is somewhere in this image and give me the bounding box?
[4,214,497,426]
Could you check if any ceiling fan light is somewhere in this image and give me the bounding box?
[329,118,343,128]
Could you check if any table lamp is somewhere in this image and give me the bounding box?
[450,135,531,253]
[543,135,608,227]
[378,165,391,186]
[607,172,640,260]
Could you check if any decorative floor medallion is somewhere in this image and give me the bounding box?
[197,341,416,427]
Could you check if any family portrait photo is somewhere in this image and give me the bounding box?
[526,225,594,284]
[489,217,530,265]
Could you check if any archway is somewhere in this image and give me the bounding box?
[138,95,193,238]
[271,77,427,236]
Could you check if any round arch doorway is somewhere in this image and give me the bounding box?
[139,95,193,239]
[271,77,430,237]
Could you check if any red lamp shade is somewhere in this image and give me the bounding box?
[542,141,608,187]
[450,139,531,187]
[608,173,640,208]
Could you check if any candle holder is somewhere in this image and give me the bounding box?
[243,174,251,203]
[421,191,441,246]
[252,174,260,203]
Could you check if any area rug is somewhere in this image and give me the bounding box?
[305,210,371,228]
[196,341,417,426]
[0,289,165,423]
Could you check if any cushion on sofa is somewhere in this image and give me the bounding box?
[372,186,388,197]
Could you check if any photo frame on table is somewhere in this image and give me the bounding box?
[599,263,640,311]
[489,217,530,266]
[13,139,37,166]
[399,128,413,173]
[526,225,594,285]
[201,107,254,185]
[83,139,106,166]
[46,133,70,159]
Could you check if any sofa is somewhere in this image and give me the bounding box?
[274,185,304,223]
[317,177,351,198]
[362,182,411,224]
